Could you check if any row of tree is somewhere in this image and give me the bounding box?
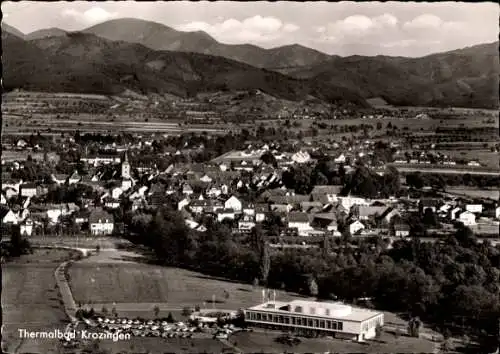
[124,205,499,350]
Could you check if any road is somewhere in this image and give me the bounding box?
[389,165,500,176]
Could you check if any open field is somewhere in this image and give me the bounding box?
[445,187,500,200]
[68,263,302,311]
[231,330,436,353]
[1,249,78,354]
[95,337,229,354]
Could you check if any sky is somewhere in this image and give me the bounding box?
[2,1,498,57]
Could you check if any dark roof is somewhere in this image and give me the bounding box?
[88,208,114,224]
[288,212,310,223]
[21,183,36,189]
[311,185,343,195]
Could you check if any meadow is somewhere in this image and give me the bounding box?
[68,263,301,312]
[231,330,436,353]
[1,249,78,353]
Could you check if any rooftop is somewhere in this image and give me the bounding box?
[247,300,381,323]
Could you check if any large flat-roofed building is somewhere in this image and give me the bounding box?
[245,300,384,342]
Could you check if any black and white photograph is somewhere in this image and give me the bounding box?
[1,1,499,353]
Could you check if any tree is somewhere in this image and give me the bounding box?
[101,306,108,316]
[111,307,117,318]
[308,277,319,297]
[259,242,271,286]
[153,305,160,318]
[375,323,383,339]
[167,312,175,323]
[182,306,192,317]
[423,208,437,227]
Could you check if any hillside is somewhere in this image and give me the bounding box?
[2,31,367,107]
[82,18,331,69]
[1,22,25,39]
[25,28,68,40]
[279,42,500,109]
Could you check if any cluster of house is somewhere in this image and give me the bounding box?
[2,140,499,240]
[420,198,500,227]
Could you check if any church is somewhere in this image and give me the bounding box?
[121,152,134,191]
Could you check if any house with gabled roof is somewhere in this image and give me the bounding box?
[88,207,114,235]
[52,174,68,185]
[287,212,313,236]
[311,185,343,203]
[68,171,81,185]
[20,183,37,198]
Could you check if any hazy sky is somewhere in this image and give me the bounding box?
[2,1,498,56]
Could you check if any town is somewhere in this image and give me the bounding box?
[2,1,500,354]
[2,98,500,353]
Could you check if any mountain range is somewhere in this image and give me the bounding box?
[2,18,499,108]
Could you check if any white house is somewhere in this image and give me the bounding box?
[349,220,365,235]
[20,218,34,236]
[178,198,190,211]
[2,209,19,225]
[111,187,124,200]
[338,197,370,212]
[225,196,242,212]
[465,204,483,214]
[458,211,476,226]
[88,208,114,235]
[20,183,37,198]
[207,186,222,198]
[291,151,311,164]
[182,184,194,196]
[1,193,6,205]
[3,187,18,200]
[200,175,213,183]
[217,209,235,222]
[288,212,313,236]
[68,171,81,185]
[238,215,256,231]
[450,207,462,220]
[496,206,500,220]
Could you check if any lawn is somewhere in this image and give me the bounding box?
[1,249,77,353]
[94,337,229,354]
[231,330,436,354]
[68,263,302,313]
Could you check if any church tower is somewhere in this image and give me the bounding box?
[121,151,130,179]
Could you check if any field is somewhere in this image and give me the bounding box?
[94,337,229,354]
[68,263,302,313]
[446,187,500,200]
[1,249,78,353]
[231,330,436,353]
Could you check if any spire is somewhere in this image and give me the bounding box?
[124,151,129,163]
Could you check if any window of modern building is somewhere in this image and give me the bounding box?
[332,321,337,330]
[296,317,302,326]
[320,320,325,328]
[284,317,290,324]
[313,319,319,328]
[307,319,313,327]
[338,322,343,331]
[291,317,296,325]
[295,306,303,313]
[256,313,262,320]
[326,321,332,329]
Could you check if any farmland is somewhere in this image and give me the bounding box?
[1,248,79,354]
[68,263,301,311]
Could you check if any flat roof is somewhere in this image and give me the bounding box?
[247,300,382,323]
